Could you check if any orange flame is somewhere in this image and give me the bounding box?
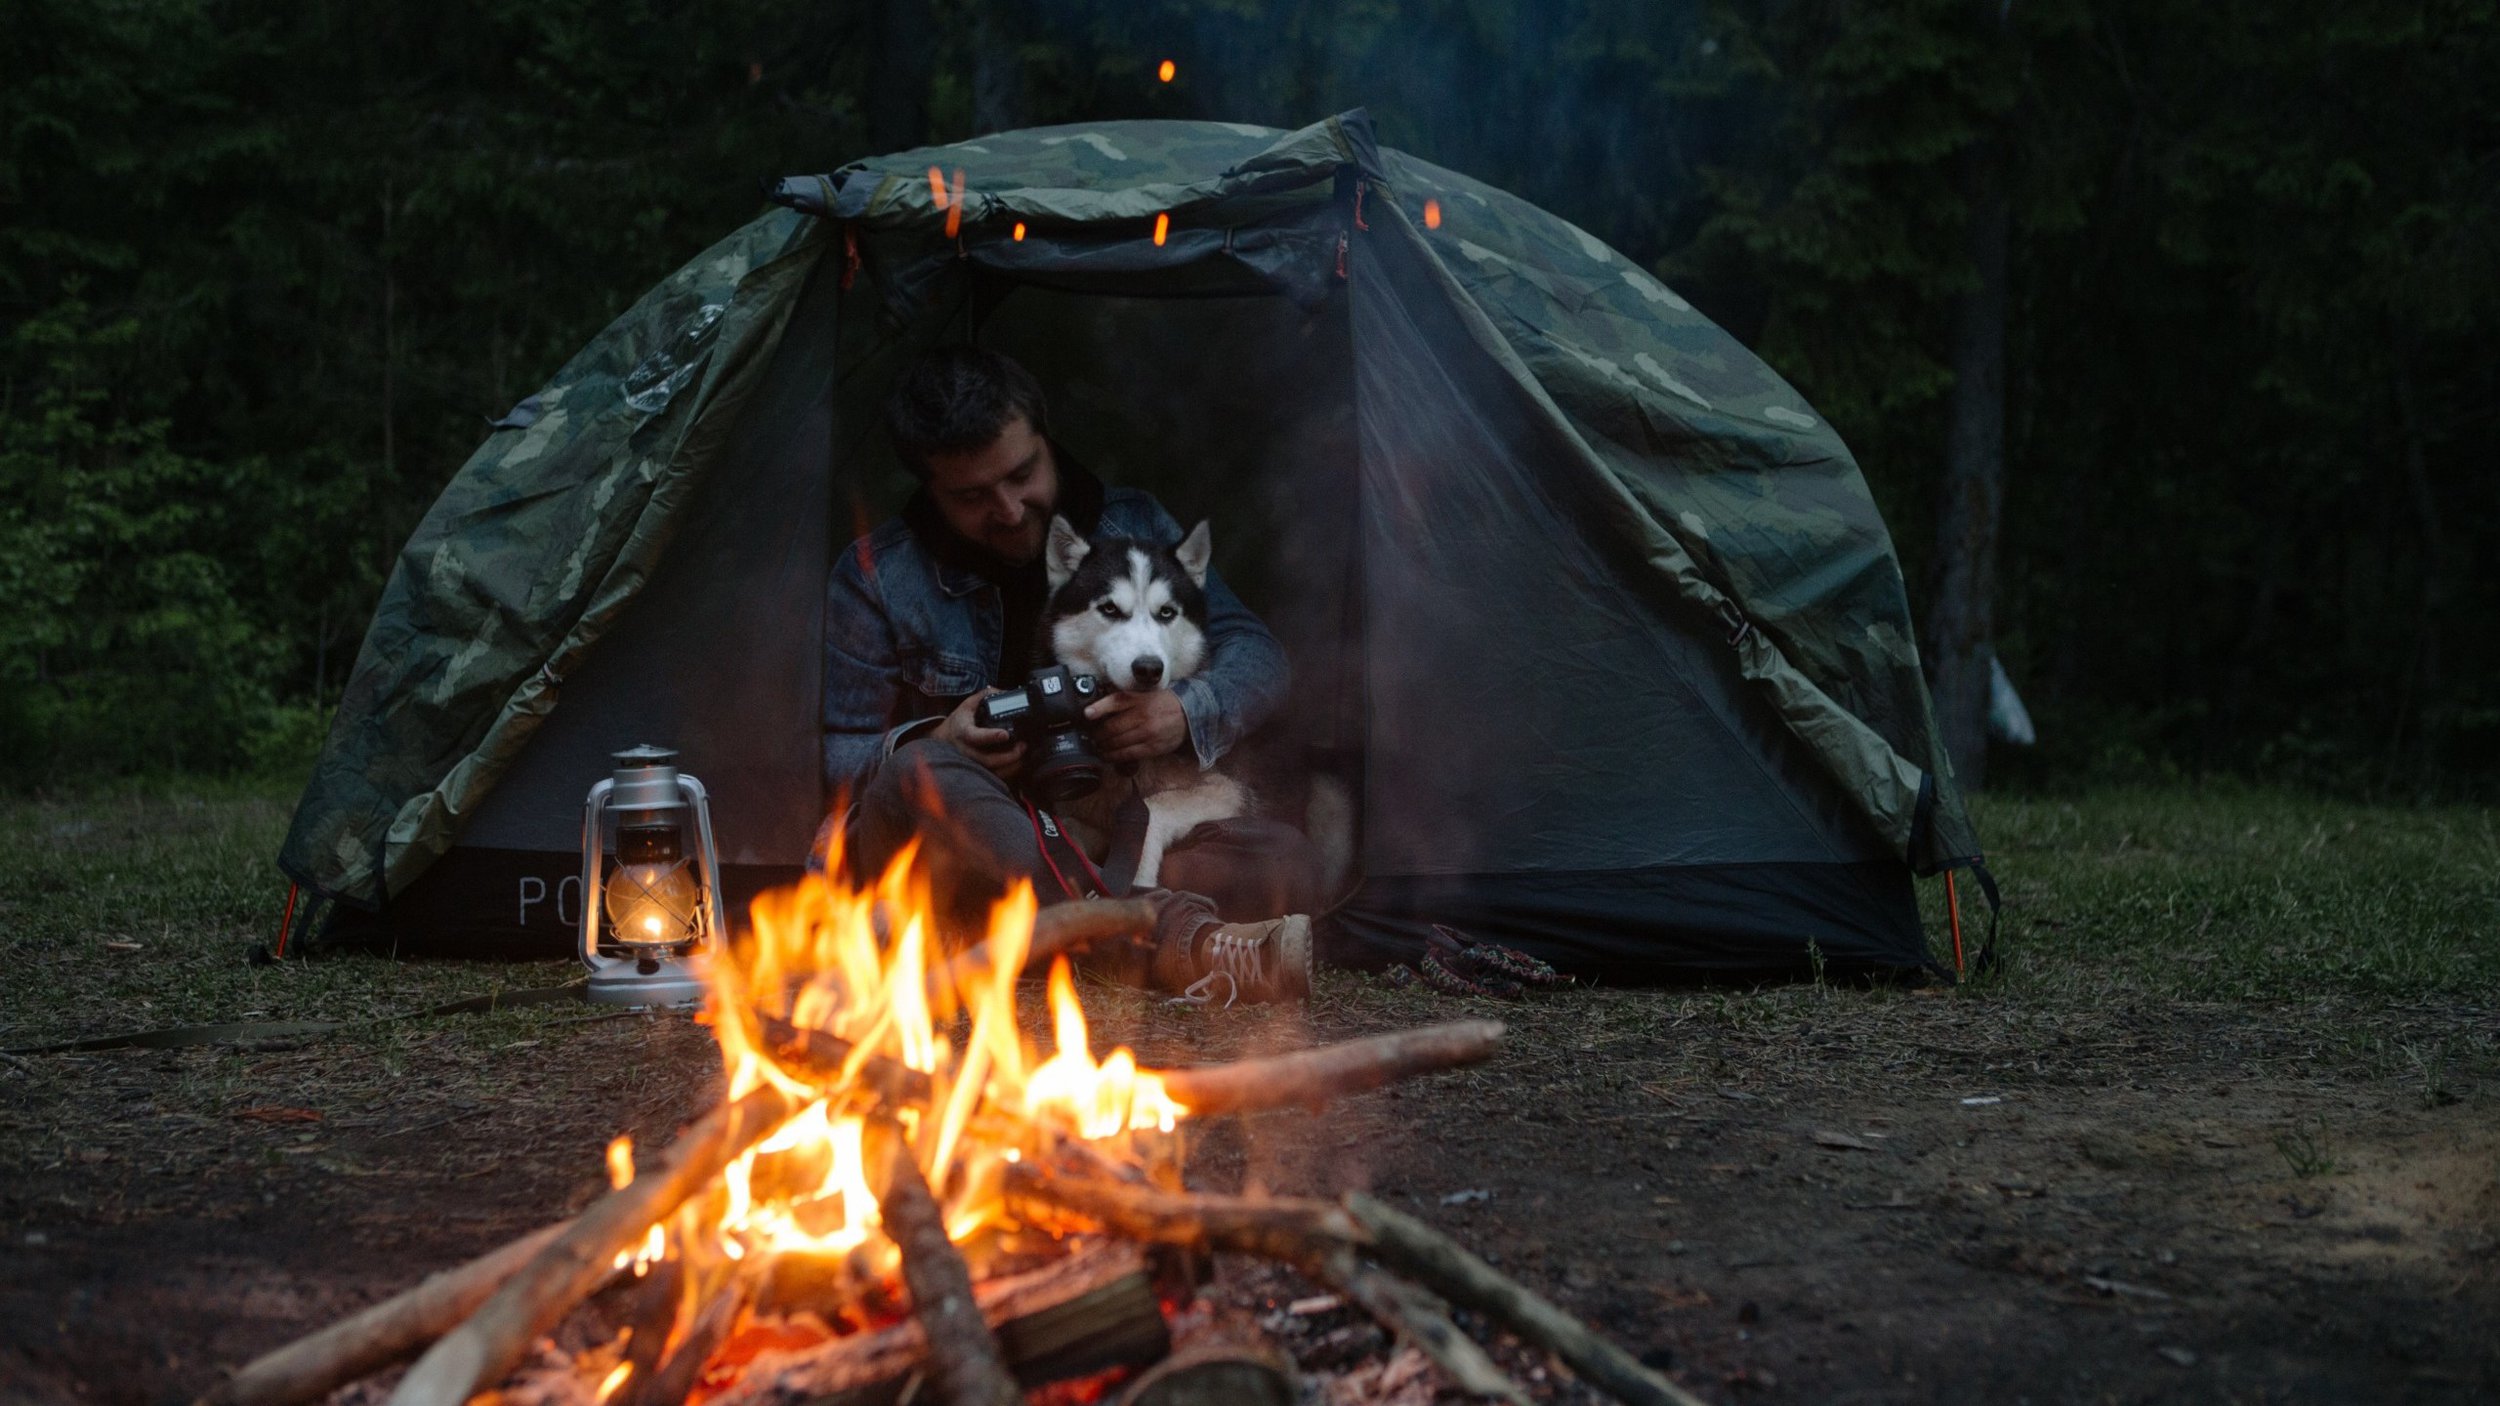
[1157,59,1177,83]
[1013,221,1028,241]
[596,1362,633,1403]
[945,168,967,239]
[1424,199,1442,230]
[926,166,948,207]
[606,1135,634,1190]
[1152,212,1170,247]
[691,836,1183,1273]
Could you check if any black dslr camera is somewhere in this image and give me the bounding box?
[974,664,1104,804]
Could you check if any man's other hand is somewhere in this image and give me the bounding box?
[936,690,1026,777]
[1085,688,1189,765]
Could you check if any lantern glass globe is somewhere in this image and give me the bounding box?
[606,861,700,947]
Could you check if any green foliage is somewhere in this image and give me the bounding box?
[0,297,281,777]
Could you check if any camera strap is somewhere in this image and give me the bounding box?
[1022,797,1117,901]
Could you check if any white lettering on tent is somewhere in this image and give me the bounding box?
[1763,406,1819,429]
[558,875,583,927]
[1635,353,1712,410]
[519,875,546,926]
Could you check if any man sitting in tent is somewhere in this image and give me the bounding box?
[824,346,1316,1004]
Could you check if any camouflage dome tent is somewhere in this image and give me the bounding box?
[282,110,1987,979]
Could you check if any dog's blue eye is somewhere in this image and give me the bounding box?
[1155,606,1177,622]
[1097,601,1124,620]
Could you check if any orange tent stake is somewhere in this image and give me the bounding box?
[1945,869,1966,978]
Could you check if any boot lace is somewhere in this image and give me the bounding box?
[1175,923,1273,1008]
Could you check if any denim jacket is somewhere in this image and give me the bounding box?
[823,485,1288,799]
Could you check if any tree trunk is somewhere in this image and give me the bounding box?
[865,0,933,154]
[1926,14,2014,790]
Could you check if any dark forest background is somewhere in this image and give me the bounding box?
[5,0,2495,796]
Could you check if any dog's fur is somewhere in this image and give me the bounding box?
[1040,514,1251,889]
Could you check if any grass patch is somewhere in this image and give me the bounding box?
[0,783,576,1048]
[1946,784,2499,1004]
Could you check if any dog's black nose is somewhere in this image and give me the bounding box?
[1130,657,1164,687]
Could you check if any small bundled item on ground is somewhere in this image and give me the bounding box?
[1381,924,1573,999]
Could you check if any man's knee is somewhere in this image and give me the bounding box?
[879,736,1011,810]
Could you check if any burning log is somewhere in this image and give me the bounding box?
[706,1244,1166,1406]
[617,1262,746,1406]
[867,1121,1021,1406]
[1155,1020,1507,1117]
[191,1220,572,1406]
[600,1252,685,1406]
[388,1086,800,1406]
[1341,1194,1709,1406]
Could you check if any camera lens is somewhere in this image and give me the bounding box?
[1028,729,1102,803]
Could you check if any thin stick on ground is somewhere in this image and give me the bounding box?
[1310,1247,1528,1405]
[386,1085,798,1406]
[1154,1020,1508,1116]
[1343,1193,1711,1406]
[189,1220,571,1406]
[870,1121,1022,1406]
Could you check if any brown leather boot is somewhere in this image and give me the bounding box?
[1150,913,1313,1006]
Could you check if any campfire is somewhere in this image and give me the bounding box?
[199,843,1703,1406]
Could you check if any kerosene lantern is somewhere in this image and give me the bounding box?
[579,745,725,1006]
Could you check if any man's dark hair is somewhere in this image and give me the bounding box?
[884,346,1049,474]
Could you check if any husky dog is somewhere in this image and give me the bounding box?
[1041,514,1251,889]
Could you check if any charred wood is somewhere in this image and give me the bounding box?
[868,1121,1022,1406]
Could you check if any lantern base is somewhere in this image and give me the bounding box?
[585,954,707,1008]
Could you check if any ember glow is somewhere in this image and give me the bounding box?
[944,168,966,239]
[1424,199,1443,230]
[1157,59,1176,83]
[606,1134,634,1190]
[1012,221,1027,241]
[1152,212,1170,246]
[655,839,1184,1280]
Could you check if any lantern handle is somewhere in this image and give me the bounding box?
[679,773,729,945]
[579,777,617,974]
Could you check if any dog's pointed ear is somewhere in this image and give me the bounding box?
[1045,515,1091,592]
[1175,520,1212,587]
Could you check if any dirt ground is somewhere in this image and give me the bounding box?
[4,968,2493,1406]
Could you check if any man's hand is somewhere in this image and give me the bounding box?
[1085,688,1191,765]
[934,689,1026,777]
